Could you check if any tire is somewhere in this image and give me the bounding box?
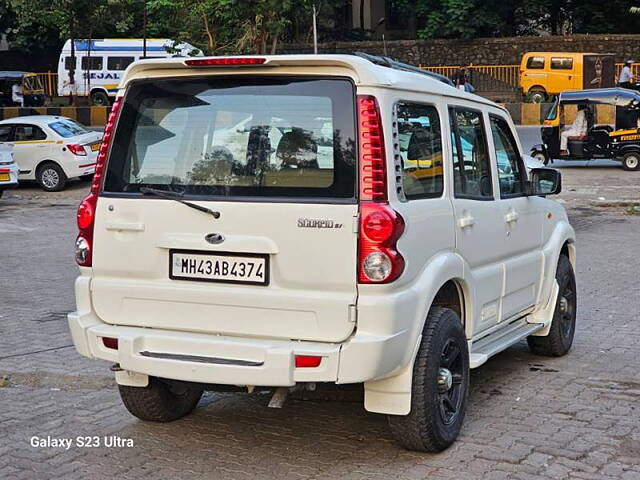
[621,151,640,171]
[90,90,110,106]
[532,151,549,166]
[527,255,577,357]
[388,307,470,452]
[528,88,547,104]
[36,162,67,191]
[118,377,203,422]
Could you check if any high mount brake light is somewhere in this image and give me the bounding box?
[185,57,266,67]
[356,95,405,283]
[75,97,122,267]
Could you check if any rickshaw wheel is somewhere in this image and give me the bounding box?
[621,152,640,171]
[533,151,549,166]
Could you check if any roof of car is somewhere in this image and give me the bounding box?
[121,54,503,110]
[0,115,71,125]
[558,88,640,106]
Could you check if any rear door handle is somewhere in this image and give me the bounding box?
[458,215,475,228]
[504,211,519,223]
[105,222,145,232]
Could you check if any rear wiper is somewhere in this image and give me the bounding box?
[139,187,220,219]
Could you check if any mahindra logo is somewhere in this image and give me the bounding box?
[205,233,225,244]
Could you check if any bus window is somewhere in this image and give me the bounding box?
[107,56,135,70]
[81,57,103,71]
[64,56,77,70]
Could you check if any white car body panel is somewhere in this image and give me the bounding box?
[0,142,19,190]
[67,55,576,416]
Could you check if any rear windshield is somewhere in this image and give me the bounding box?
[49,119,90,138]
[104,76,357,200]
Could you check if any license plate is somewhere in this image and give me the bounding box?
[0,173,9,181]
[90,143,100,151]
[170,250,269,286]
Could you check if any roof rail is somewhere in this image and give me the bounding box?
[353,52,454,86]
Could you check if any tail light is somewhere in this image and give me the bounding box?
[185,57,266,67]
[75,98,122,267]
[101,337,118,350]
[295,355,322,368]
[66,144,86,156]
[356,95,405,283]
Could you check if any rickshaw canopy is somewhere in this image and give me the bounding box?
[557,88,640,108]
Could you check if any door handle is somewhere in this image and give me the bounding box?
[504,211,519,224]
[458,215,475,228]
[105,221,145,232]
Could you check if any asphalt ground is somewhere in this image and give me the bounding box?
[1,129,639,479]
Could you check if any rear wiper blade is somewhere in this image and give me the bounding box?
[139,187,220,219]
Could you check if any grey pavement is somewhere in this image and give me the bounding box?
[1,163,640,478]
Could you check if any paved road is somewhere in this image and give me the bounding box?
[1,168,640,479]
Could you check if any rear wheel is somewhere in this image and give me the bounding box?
[118,377,203,422]
[36,162,67,191]
[528,88,548,104]
[388,307,469,452]
[621,152,640,171]
[528,255,576,356]
[90,90,110,106]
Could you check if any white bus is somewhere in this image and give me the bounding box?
[57,39,201,105]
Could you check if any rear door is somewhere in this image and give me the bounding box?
[93,75,359,343]
[12,124,50,179]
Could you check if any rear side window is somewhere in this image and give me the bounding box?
[107,56,135,71]
[104,76,356,199]
[14,125,46,141]
[396,102,443,199]
[551,57,573,70]
[81,56,103,71]
[449,108,493,199]
[526,56,545,69]
[49,119,90,138]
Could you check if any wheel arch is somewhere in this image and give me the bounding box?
[361,253,471,415]
[89,87,109,96]
[528,85,547,94]
[35,159,63,174]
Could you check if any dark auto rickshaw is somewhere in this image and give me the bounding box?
[531,88,640,171]
[0,71,46,107]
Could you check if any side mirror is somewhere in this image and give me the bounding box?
[528,168,561,196]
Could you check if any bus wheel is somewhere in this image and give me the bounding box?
[90,91,110,106]
[621,152,640,171]
[532,151,549,166]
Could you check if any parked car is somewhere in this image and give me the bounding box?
[520,52,616,103]
[0,116,102,191]
[0,142,18,197]
[68,54,577,452]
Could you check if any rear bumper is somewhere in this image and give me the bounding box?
[68,277,412,387]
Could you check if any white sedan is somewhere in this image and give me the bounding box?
[0,142,18,198]
[0,116,102,191]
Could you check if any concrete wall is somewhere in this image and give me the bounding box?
[0,106,110,127]
[278,34,640,66]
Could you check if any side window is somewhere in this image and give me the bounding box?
[14,125,47,141]
[526,56,545,69]
[0,125,14,142]
[107,56,135,70]
[551,57,573,70]
[81,56,103,71]
[64,56,76,70]
[396,102,443,199]
[449,108,493,199]
[490,115,526,197]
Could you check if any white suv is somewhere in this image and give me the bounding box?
[68,55,576,452]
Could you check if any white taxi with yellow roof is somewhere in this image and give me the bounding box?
[0,115,102,191]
